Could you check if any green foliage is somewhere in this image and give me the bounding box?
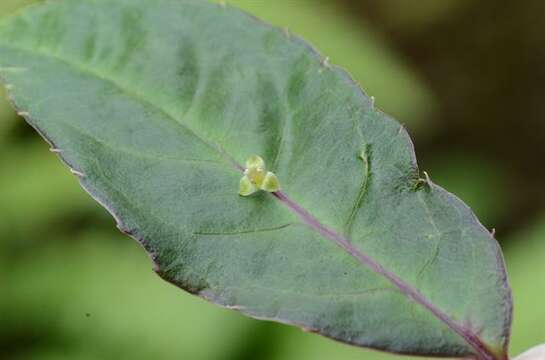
[0,142,103,243]
[506,218,545,355]
[0,233,256,360]
[0,0,512,358]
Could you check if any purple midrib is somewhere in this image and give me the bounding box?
[223,151,498,359]
[271,190,499,360]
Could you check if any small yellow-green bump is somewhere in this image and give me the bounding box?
[239,176,258,196]
[239,155,281,196]
[261,172,280,192]
[246,155,265,169]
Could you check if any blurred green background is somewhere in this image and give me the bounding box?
[1,0,544,359]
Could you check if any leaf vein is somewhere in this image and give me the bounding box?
[193,223,295,236]
[343,144,371,239]
[0,42,240,171]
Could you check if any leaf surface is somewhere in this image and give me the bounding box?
[0,0,512,358]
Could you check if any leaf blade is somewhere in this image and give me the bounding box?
[0,0,512,358]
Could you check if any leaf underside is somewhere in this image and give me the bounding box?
[0,0,512,358]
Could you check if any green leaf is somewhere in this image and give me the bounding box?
[226,0,436,130]
[0,0,512,359]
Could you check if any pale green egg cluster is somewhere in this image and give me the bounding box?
[239,155,280,196]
